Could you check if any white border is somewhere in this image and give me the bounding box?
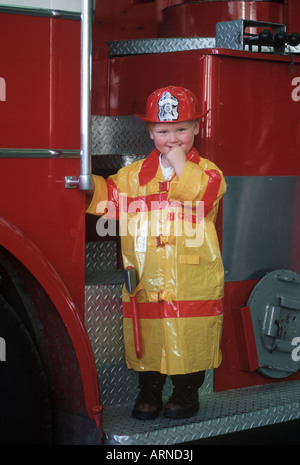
[0,0,81,13]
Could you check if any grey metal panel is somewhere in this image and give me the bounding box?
[216,19,286,53]
[247,269,300,378]
[223,176,300,282]
[92,115,153,156]
[108,37,216,57]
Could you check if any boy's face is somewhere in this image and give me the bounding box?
[148,120,200,157]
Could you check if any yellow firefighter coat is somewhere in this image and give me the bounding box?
[86,147,226,375]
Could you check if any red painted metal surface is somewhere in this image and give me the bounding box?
[93,0,182,42]
[213,51,300,176]
[215,280,300,391]
[0,13,81,149]
[0,212,100,419]
[162,1,283,38]
[0,11,101,426]
[0,157,85,313]
[284,0,300,34]
[0,12,85,313]
[108,48,300,175]
[0,156,102,419]
[91,0,300,43]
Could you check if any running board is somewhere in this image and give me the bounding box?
[102,380,300,445]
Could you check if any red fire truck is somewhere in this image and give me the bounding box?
[1,0,300,445]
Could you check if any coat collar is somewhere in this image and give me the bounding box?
[139,147,201,186]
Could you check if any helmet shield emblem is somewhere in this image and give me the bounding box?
[158,91,179,121]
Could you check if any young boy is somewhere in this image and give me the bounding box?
[86,86,226,420]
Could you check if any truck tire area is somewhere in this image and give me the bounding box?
[0,294,52,444]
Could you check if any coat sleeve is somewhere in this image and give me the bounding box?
[168,160,226,213]
[85,173,120,217]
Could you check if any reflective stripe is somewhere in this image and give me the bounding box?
[202,169,223,215]
[123,298,224,319]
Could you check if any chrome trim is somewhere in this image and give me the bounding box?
[0,149,80,158]
[65,0,93,190]
[0,6,80,20]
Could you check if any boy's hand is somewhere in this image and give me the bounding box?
[164,145,187,178]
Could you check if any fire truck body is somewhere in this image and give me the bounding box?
[0,1,101,444]
[1,0,300,445]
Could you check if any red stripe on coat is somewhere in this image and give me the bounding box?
[123,298,223,319]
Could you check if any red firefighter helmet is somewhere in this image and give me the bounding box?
[136,86,206,123]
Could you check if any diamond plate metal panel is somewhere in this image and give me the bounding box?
[85,281,136,405]
[85,241,118,272]
[108,37,216,57]
[92,115,154,155]
[102,381,300,445]
[216,20,244,50]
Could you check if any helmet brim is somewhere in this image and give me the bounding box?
[135,109,209,122]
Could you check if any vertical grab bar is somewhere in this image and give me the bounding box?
[65,0,93,190]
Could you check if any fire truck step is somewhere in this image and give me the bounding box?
[85,268,137,407]
[85,241,118,273]
[84,269,300,445]
[101,380,300,445]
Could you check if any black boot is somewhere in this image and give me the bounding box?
[163,371,205,419]
[163,385,199,419]
[132,372,166,420]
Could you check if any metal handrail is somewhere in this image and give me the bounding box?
[0,149,80,158]
[65,0,93,190]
